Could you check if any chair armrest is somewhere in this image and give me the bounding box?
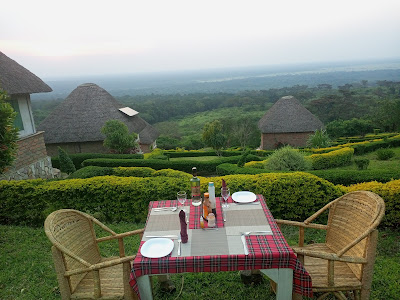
[275,219,327,230]
[96,228,145,243]
[64,254,136,277]
[292,247,368,264]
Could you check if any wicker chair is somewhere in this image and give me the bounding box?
[275,191,385,300]
[44,209,144,300]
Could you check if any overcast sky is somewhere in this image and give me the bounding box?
[2,0,400,78]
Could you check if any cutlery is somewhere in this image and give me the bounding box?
[202,227,219,230]
[177,239,181,256]
[241,234,249,255]
[153,207,178,212]
[145,235,178,239]
[241,231,271,235]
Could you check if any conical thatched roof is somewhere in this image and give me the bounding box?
[258,96,323,133]
[0,52,52,94]
[37,83,158,144]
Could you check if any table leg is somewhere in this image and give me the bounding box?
[137,275,153,300]
[260,268,293,300]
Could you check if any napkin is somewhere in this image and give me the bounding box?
[222,179,226,188]
[179,210,188,243]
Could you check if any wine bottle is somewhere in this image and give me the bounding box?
[190,167,201,206]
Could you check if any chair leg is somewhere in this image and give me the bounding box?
[353,290,360,300]
[316,293,330,300]
[333,291,347,300]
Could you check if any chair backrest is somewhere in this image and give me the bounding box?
[45,209,102,292]
[325,191,385,279]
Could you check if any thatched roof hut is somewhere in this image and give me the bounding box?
[258,96,323,149]
[0,51,52,94]
[38,83,158,154]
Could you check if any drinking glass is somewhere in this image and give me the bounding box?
[221,187,230,208]
[177,191,187,210]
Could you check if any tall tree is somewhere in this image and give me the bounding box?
[202,120,227,155]
[0,89,19,174]
[101,120,138,154]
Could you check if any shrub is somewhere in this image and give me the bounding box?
[376,148,395,160]
[82,155,262,176]
[307,129,331,148]
[144,149,168,160]
[58,147,76,174]
[68,166,114,179]
[113,167,156,177]
[236,149,250,167]
[309,147,354,170]
[354,158,370,170]
[244,160,266,169]
[265,146,311,171]
[52,153,144,170]
[346,180,400,227]
[0,172,344,226]
[101,120,138,153]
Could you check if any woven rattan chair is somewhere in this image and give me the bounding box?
[44,209,144,300]
[275,191,385,300]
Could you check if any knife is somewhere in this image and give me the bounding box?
[145,235,178,239]
[241,235,249,255]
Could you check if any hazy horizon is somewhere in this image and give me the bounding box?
[2,0,400,78]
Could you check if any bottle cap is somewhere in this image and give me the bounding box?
[204,192,209,197]
[208,182,214,186]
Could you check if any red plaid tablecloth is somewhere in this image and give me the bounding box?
[129,195,312,298]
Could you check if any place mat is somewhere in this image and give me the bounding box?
[224,209,269,227]
[190,228,228,256]
[145,213,180,231]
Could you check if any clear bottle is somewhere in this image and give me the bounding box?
[190,167,202,206]
[208,182,216,210]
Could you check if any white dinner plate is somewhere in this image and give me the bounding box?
[140,238,174,258]
[232,191,257,203]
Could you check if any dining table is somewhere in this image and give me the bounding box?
[129,194,312,299]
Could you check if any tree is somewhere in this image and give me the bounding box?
[101,120,138,154]
[306,129,331,148]
[0,89,19,174]
[58,147,76,174]
[202,120,227,155]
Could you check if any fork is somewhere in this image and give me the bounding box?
[153,207,178,212]
[241,231,271,235]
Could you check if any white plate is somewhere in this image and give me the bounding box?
[232,191,257,203]
[140,238,174,258]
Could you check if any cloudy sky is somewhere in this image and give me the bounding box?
[2,0,400,78]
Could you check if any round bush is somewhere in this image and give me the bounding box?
[265,146,311,171]
[376,148,395,160]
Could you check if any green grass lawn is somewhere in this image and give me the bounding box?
[1,224,399,299]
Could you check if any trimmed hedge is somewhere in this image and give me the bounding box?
[0,172,343,227]
[163,149,273,158]
[309,147,354,170]
[52,153,144,170]
[216,163,400,185]
[69,166,192,180]
[81,155,262,175]
[346,180,400,227]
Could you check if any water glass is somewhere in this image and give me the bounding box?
[221,187,230,208]
[177,191,187,209]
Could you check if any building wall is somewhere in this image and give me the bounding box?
[0,131,56,180]
[260,132,313,150]
[10,94,36,138]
